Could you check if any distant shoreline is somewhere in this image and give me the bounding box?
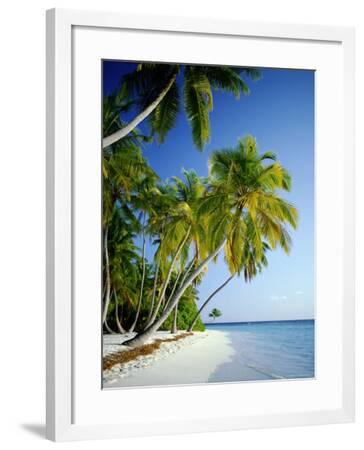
[204,318,314,326]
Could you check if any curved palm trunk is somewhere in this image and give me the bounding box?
[124,238,227,348]
[114,290,126,334]
[103,74,177,148]
[165,255,195,308]
[187,275,234,332]
[104,319,116,334]
[181,257,196,284]
[128,214,147,333]
[102,225,111,324]
[163,270,181,313]
[146,258,160,324]
[167,259,195,333]
[171,302,179,334]
[145,227,191,328]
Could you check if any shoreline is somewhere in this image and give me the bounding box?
[103,330,235,388]
[103,320,314,388]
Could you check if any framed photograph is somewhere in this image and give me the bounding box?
[46,8,355,441]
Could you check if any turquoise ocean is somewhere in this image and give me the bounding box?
[206,319,315,382]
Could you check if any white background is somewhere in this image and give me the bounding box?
[0,0,361,448]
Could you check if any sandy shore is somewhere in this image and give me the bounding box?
[103,330,235,388]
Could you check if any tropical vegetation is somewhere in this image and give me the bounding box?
[102,62,298,349]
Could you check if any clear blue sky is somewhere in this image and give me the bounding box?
[103,61,315,323]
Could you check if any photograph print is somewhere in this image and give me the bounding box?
[102,61,315,388]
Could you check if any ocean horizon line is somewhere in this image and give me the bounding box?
[204,318,314,326]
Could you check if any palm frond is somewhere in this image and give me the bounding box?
[150,81,180,143]
[183,67,211,150]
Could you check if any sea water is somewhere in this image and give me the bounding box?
[205,319,315,382]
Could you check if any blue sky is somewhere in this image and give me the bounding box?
[103,61,315,323]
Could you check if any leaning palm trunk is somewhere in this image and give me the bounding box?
[180,257,196,285]
[146,258,160,325]
[166,260,195,333]
[167,262,193,333]
[162,256,195,315]
[123,239,227,348]
[171,302,179,334]
[128,215,147,333]
[102,225,111,324]
[104,319,116,334]
[102,74,177,148]
[163,270,181,313]
[145,227,191,328]
[187,275,234,332]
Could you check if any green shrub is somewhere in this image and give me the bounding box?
[159,297,205,332]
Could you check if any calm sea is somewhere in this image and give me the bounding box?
[205,319,315,381]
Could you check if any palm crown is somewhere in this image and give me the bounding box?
[201,135,298,274]
[104,63,261,150]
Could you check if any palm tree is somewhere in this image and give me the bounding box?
[102,207,140,328]
[123,136,298,348]
[114,289,126,334]
[187,237,270,331]
[188,277,232,331]
[165,171,209,333]
[102,137,155,326]
[139,184,173,326]
[127,175,159,332]
[103,64,261,150]
[103,83,152,148]
[102,224,112,325]
[144,182,192,328]
[209,308,222,321]
[145,171,208,330]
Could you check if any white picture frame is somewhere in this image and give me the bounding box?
[46,8,355,442]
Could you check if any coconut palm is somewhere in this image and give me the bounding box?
[102,139,156,325]
[103,84,152,147]
[127,174,160,332]
[164,171,209,332]
[143,181,192,328]
[209,308,222,321]
[123,136,298,348]
[102,207,140,328]
[103,64,261,150]
[145,171,208,331]
[140,183,177,326]
[187,237,270,332]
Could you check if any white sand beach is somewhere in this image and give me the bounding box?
[103,330,236,388]
[102,327,280,388]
